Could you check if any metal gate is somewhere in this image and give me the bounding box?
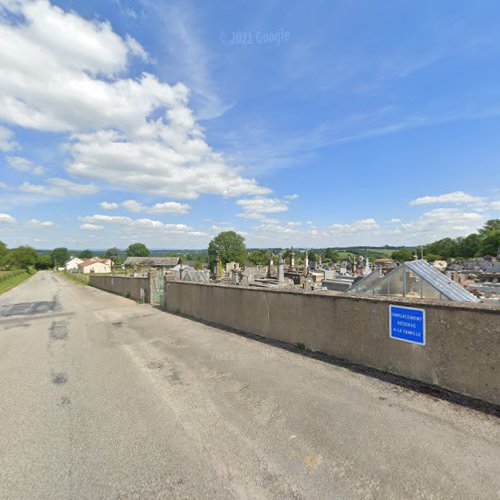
[150,272,165,306]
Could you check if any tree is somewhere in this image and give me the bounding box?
[208,231,247,266]
[324,248,339,262]
[50,247,70,267]
[479,219,500,236]
[391,248,415,262]
[35,254,52,270]
[248,249,270,266]
[424,238,457,260]
[456,234,481,258]
[424,253,443,262]
[480,230,500,257]
[0,240,8,267]
[127,243,150,257]
[78,249,92,259]
[409,218,499,261]
[104,247,121,259]
[9,246,39,270]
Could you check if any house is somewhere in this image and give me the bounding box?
[65,256,83,271]
[123,256,179,271]
[92,257,112,266]
[78,259,111,274]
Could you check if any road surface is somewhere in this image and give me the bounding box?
[0,271,499,499]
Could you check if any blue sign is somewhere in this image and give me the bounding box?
[389,305,426,345]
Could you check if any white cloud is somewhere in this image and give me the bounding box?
[79,213,206,237]
[19,178,99,197]
[0,126,18,151]
[147,201,190,214]
[328,218,380,234]
[236,197,289,219]
[121,199,144,212]
[82,214,130,224]
[399,208,485,240]
[237,212,266,220]
[256,220,303,234]
[27,218,54,227]
[6,156,45,175]
[125,34,150,63]
[0,213,16,223]
[211,224,232,232]
[247,208,489,247]
[99,199,191,214]
[410,191,484,206]
[80,223,104,230]
[284,194,299,200]
[99,201,118,210]
[67,128,268,200]
[0,0,268,200]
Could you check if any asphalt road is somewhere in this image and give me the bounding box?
[0,271,499,499]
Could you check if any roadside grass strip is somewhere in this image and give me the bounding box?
[62,271,90,286]
[0,270,33,295]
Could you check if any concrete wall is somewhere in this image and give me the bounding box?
[165,281,500,405]
[89,275,150,303]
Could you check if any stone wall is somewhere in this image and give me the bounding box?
[165,281,500,405]
[89,275,150,303]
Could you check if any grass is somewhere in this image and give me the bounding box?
[62,271,90,285]
[0,270,33,295]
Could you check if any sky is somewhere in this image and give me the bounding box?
[0,0,499,250]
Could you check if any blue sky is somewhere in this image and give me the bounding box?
[0,0,499,249]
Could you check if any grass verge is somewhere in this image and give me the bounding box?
[0,270,33,295]
[61,271,90,286]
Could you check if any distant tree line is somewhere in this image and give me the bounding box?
[0,243,131,271]
[2,219,497,273]
[419,219,500,261]
[389,219,500,262]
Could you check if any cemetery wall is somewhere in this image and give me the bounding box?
[89,275,150,302]
[165,281,500,405]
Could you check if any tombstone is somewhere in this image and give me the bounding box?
[241,268,255,286]
[304,250,309,274]
[213,255,220,276]
[267,255,274,278]
[324,269,336,280]
[226,261,240,273]
[278,253,285,284]
[232,268,240,285]
[339,262,348,276]
[363,258,371,276]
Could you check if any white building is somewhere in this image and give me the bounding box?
[65,256,83,271]
[77,259,111,274]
